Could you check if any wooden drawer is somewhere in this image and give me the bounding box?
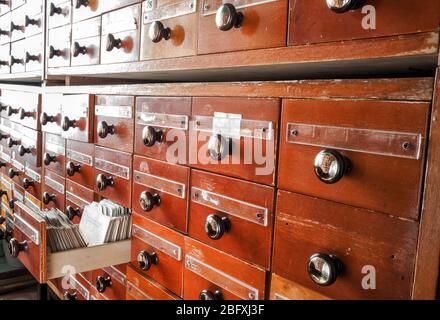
[61,94,95,143]
[131,213,184,296]
[100,4,141,64]
[65,179,93,223]
[289,0,440,46]
[0,1,10,17]
[91,264,127,300]
[94,95,134,153]
[132,156,189,233]
[5,121,21,157]
[197,0,287,54]
[184,237,267,300]
[140,0,197,61]
[10,5,25,42]
[47,0,72,30]
[72,0,141,23]
[9,200,131,283]
[94,146,132,208]
[0,43,10,74]
[0,13,11,45]
[135,96,191,164]
[23,164,42,201]
[42,169,65,211]
[17,91,41,130]
[126,265,180,300]
[10,38,25,73]
[0,118,11,147]
[66,139,94,190]
[7,155,25,188]
[189,170,274,269]
[0,173,13,209]
[15,127,41,168]
[11,0,25,10]
[191,97,279,185]
[279,99,429,220]
[47,24,71,68]
[48,273,91,300]
[41,93,63,135]
[24,34,43,72]
[71,16,101,66]
[0,145,11,176]
[24,0,43,37]
[273,190,419,300]
[270,273,330,300]
[43,133,66,177]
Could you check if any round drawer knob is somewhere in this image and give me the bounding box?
[49,45,62,59]
[66,162,81,177]
[0,189,7,198]
[22,178,34,190]
[10,56,24,66]
[0,59,8,66]
[43,153,57,166]
[106,34,123,52]
[18,145,32,157]
[8,238,28,258]
[96,174,114,191]
[40,112,55,126]
[7,106,19,116]
[142,126,163,147]
[65,206,81,221]
[0,102,7,111]
[0,229,11,241]
[137,250,158,271]
[7,137,19,148]
[61,116,76,131]
[314,149,351,184]
[73,42,88,57]
[42,192,56,205]
[0,161,6,168]
[8,168,19,179]
[50,3,63,16]
[96,276,112,293]
[26,52,39,63]
[0,28,8,36]
[97,121,115,139]
[307,253,343,286]
[149,21,171,43]
[215,3,244,31]
[139,191,161,212]
[75,0,89,9]
[205,214,231,240]
[0,132,8,140]
[25,16,39,27]
[199,289,223,300]
[10,22,22,32]
[63,292,77,301]
[326,0,364,13]
[208,134,232,161]
[19,108,32,120]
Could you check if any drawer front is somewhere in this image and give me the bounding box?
[65,179,93,224]
[0,146,11,175]
[72,0,141,23]
[290,0,440,46]
[91,264,127,300]
[48,24,71,68]
[189,170,274,269]
[47,0,72,29]
[135,96,191,164]
[6,121,21,156]
[94,95,134,153]
[100,4,141,64]
[71,17,101,66]
[4,91,22,122]
[279,99,429,220]
[184,237,266,300]
[140,0,197,61]
[132,156,189,233]
[0,13,11,45]
[25,1,43,37]
[10,5,25,41]
[0,43,10,74]
[131,213,184,296]
[11,0,25,10]
[41,94,63,135]
[94,146,132,208]
[0,1,10,16]
[43,132,66,177]
[273,190,419,300]
[16,127,41,168]
[24,34,43,72]
[270,273,330,300]
[23,165,42,201]
[1,173,13,208]
[191,97,279,185]
[66,140,95,190]
[126,265,179,300]
[17,91,41,130]
[197,0,287,54]
[43,170,65,211]
[10,38,25,73]
[49,273,91,300]
[61,94,95,143]
[8,155,25,187]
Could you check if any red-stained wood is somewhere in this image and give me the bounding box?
[66,140,95,190]
[61,94,95,143]
[48,273,91,301]
[42,169,65,211]
[269,273,330,300]
[65,179,94,224]
[16,127,41,168]
[23,165,42,200]
[43,133,66,177]
[72,0,142,23]
[91,264,127,300]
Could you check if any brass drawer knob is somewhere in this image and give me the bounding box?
[205,214,231,240]
[137,250,158,271]
[139,191,160,212]
[314,149,351,184]
[326,0,364,13]
[308,253,343,286]
[95,276,112,293]
[66,161,81,177]
[149,21,171,43]
[215,3,243,31]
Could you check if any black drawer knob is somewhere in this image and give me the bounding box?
[43,153,57,166]
[215,3,243,31]
[22,178,34,190]
[199,289,223,300]
[0,229,12,241]
[326,0,364,13]
[307,253,343,286]
[63,292,77,301]
[65,206,81,221]
[19,108,32,120]
[137,251,158,271]
[139,191,160,212]
[7,137,20,148]
[0,216,4,225]
[49,45,62,59]
[142,126,163,147]
[8,238,28,258]
[61,116,76,131]
[0,161,6,168]
[0,132,8,140]
[7,105,19,116]
[314,149,351,184]
[73,42,88,57]
[50,3,63,16]
[97,121,115,139]
[40,112,55,126]
[0,102,7,111]
[106,34,123,52]
[42,192,56,205]
[148,21,171,43]
[95,276,112,293]
[75,0,89,9]
[0,189,7,198]
[8,168,19,179]
[26,52,40,63]
[96,174,114,191]
[18,145,32,157]
[10,21,23,32]
[205,214,231,240]
[208,134,232,161]
[66,161,81,177]
[25,16,39,27]
[0,59,8,66]
[0,28,8,36]
[10,56,24,66]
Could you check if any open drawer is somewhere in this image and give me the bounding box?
[9,200,131,283]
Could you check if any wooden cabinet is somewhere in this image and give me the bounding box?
[48,273,91,300]
[47,25,71,68]
[42,169,65,211]
[65,178,93,224]
[61,94,95,143]
[91,264,127,300]
[65,139,95,190]
[47,0,72,30]
[71,17,101,66]
[43,133,65,177]
[72,0,141,23]
[10,39,25,73]
[10,5,25,42]
[41,94,63,135]
[25,0,43,38]
[270,273,330,300]
[24,34,43,72]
